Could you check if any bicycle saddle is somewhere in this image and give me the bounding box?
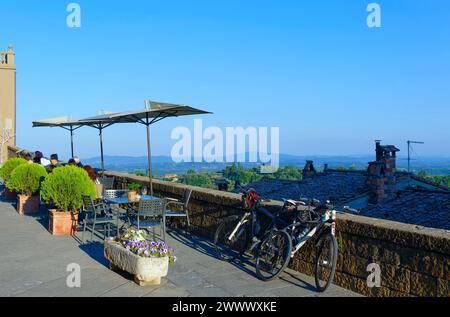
[283,199,307,207]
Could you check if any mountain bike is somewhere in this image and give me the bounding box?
[213,189,292,281]
[255,198,338,291]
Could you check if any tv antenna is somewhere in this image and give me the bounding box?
[407,140,424,185]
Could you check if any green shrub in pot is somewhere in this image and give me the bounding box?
[0,157,28,183]
[41,165,96,212]
[7,163,47,215]
[7,163,47,196]
[41,166,97,236]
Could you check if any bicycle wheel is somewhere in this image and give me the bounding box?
[255,230,292,281]
[314,232,338,292]
[214,216,250,262]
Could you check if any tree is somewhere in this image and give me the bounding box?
[417,170,428,179]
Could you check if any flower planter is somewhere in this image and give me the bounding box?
[48,209,79,236]
[17,195,40,215]
[104,239,169,286]
[127,190,137,202]
[4,188,17,201]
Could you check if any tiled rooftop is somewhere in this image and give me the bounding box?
[242,171,369,204]
[361,189,450,230]
[242,169,450,230]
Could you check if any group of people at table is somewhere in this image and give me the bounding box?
[21,150,100,184]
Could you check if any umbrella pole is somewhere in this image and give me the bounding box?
[99,125,105,173]
[70,126,74,158]
[146,122,153,196]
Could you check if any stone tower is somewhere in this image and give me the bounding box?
[0,44,16,164]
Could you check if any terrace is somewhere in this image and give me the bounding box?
[0,190,358,297]
[2,146,449,297]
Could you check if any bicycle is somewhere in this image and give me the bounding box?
[255,198,339,292]
[213,188,292,281]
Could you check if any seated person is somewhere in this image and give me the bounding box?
[73,156,83,167]
[49,154,60,168]
[46,154,60,172]
[22,153,33,164]
[67,158,77,166]
[33,151,51,166]
[83,165,100,184]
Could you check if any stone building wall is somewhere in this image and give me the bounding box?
[0,46,16,164]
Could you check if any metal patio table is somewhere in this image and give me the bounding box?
[104,195,161,237]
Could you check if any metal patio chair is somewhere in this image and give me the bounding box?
[129,198,167,242]
[103,189,128,200]
[98,176,115,191]
[165,188,192,233]
[81,195,117,245]
[103,189,130,230]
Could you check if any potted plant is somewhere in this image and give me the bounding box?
[41,165,96,236]
[6,163,47,215]
[0,157,28,200]
[127,183,141,201]
[104,229,176,286]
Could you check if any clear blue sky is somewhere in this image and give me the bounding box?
[1,0,449,160]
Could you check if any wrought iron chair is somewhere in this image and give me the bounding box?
[98,176,115,191]
[81,195,117,245]
[165,188,192,233]
[129,198,167,242]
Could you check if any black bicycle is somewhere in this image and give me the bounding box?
[258,198,339,291]
[213,189,292,281]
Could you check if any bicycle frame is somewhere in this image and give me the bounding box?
[286,208,336,258]
[227,202,288,253]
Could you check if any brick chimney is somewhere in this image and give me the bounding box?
[303,160,317,179]
[367,141,400,204]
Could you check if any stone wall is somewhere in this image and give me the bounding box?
[106,171,450,297]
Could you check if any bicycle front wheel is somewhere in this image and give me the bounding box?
[214,216,250,262]
[255,230,292,281]
[314,232,338,292]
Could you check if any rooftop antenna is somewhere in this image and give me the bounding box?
[407,140,424,185]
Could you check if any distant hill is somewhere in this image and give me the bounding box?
[81,153,450,177]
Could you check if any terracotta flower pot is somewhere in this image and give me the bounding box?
[127,190,137,202]
[17,195,40,215]
[48,209,79,236]
[4,188,17,201]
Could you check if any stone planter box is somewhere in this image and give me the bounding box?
[48,210,79,236]
[104,239,169,286]
[17,194,40,215]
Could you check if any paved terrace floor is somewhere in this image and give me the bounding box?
[0,197,359,297]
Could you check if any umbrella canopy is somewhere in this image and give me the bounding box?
[32,116,82,157]
[80,102,212,195]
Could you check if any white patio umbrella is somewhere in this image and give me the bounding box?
[32,116,82,158]
[80,101,212,195]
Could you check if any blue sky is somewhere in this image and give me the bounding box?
[1,0,449,160]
